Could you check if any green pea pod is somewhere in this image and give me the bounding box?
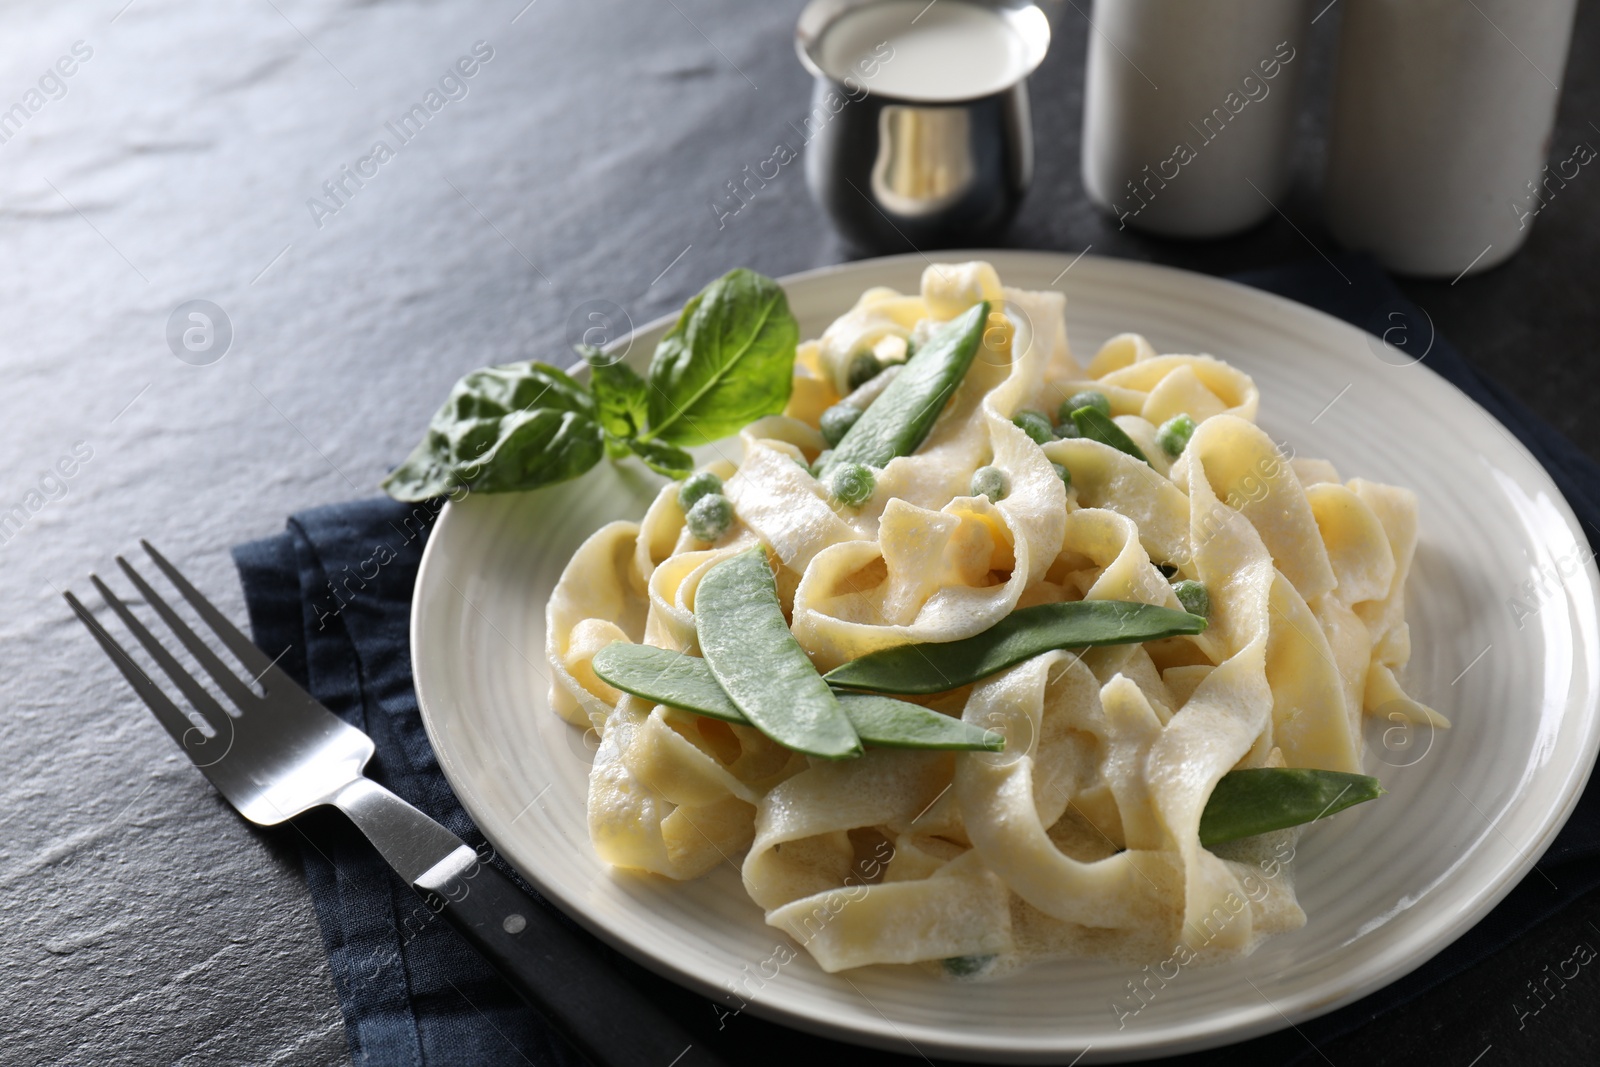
[591,643,1003,751]
[695,547,862,759]
[817,301,989,477]
[824,600,1206,695]
[1071,406,1151,466]
[839,693,1003,751]
[592,642,745,721]
[1199,768,1384,846]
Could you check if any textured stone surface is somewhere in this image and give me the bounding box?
[0,1,1594,1065]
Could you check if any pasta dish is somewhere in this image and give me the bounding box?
[543,261,1443,976]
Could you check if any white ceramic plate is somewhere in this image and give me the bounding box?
[411,251,1600,1062]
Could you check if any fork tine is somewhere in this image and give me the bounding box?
[64,590,216,754]
[137,540,287,685]
[115,556,261,711]
[90,574,235,730]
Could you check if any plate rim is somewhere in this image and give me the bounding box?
[411,249,1600,1061]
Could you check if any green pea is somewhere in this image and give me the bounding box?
[685,493,733,542]
[1051,461,1072,489]
[942,955,995,978]
[1158,413,1197,458]
[847,351,882,391]
[589,643,1004,751]
[1061,390,1110,422]
[818,303,987,478]
[820,403,863,447]
[1054,419,1081,439]
[825,600,1206,695]
[1173,579,1210,618]
[827,462,875,507]
[677,471,723,513]
[1199,768,1385,846]
[1012,409,1055,446]
[970,465,1009,502]
[695,547,861,759]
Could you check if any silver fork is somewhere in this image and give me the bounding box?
[66,541,728,1067]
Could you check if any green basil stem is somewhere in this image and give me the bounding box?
[824,601,1205,695]
[1199,768,1385,846]
[591,643,1003,752]
[694,547,861,759]
[1071,406,1151,466]
[817,302,988,478]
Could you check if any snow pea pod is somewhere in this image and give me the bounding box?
[590,643,1002,751]
[1071,405,1151,466]
[695,547,861,759]
[824,600,1206,695]
[1199,768,1384,847]
[839,693,1004,751]
[817,301,989,477]
[591,642,746,722]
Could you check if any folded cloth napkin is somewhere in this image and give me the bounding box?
[234,254,1600,1066]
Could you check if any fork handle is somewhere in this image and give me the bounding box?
[416,846,732,1067]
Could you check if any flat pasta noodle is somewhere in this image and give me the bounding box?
[541,260,1442,976]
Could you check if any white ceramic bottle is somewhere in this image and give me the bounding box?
[1081,0,1313,238]
[1324,0,1580,278]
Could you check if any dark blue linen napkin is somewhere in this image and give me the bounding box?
[233,255,1599,1066]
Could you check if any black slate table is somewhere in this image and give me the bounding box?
[2,2,1596,1065]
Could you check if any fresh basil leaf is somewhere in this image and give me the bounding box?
[381,361,605,501]
[626,437,694,478]
[460,361,595,418]
[643,269,798,446]
[464,407,606,493]
[381,430,460,501]
[581,344,649,442]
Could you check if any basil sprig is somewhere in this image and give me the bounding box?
[381,268,797,501]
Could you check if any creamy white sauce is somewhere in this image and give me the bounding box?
[817,0,1030,103]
